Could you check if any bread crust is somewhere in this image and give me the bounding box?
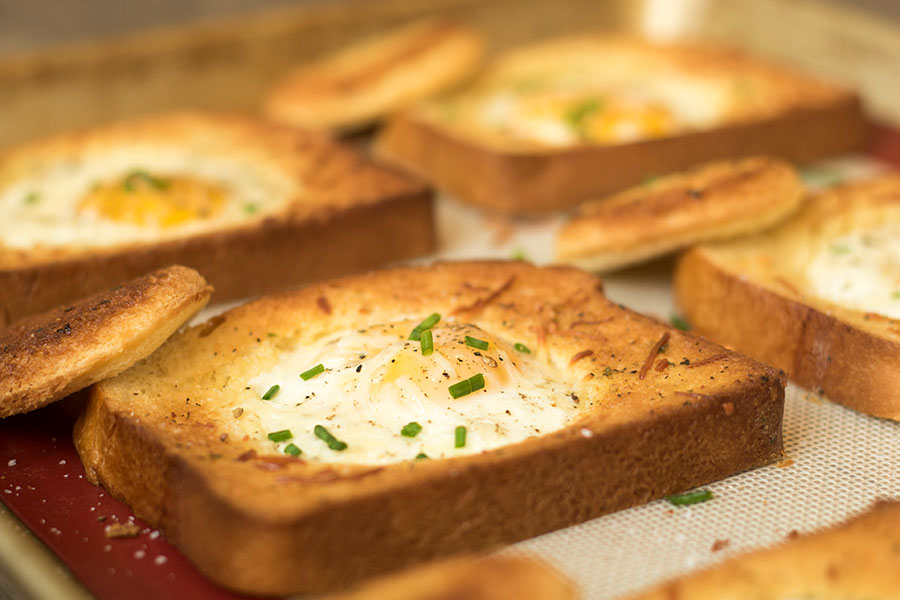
[675,176,900,420]
[74,261,784,595]
[556,157,804,272]
[376,38,866,214]
[0,265,211,418]
[263,19,485,131]
[0,112,434,327]
[625,501,900,599]
[328,555,577,600]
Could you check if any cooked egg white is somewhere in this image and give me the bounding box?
[0,145,295,249]
[805,224,900,319]
[245,320,586,465]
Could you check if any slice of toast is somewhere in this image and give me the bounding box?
[328,555,577,600]
[0,111,433,327]
[0,265,211,418]
[675,175,900,420]
[556,156,804,272]
[625,500,900,599]
[263,19,485,132]
[376,36,866,214]
[74,261,784,595]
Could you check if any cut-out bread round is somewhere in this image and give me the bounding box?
[0,265,212,417]
[75,261,783,595]
[557,156,804,272]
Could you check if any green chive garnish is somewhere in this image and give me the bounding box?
[314,425,347,451]
[420,329,434,356]
[514,343,531,354]
[892,291,900,299]
[830,244,851,255]
[300,364,325,380]
[511,248,528,261]
[670,315,691,331]
[565,97,602,131]
[267,429,293,443]
[123,170,169,191]
[283,443,302,457]
[666,489,714,506]
[415,453,429,460]
[261,384,280,400]
[455,426,467,448]
[243,203,259,214]
[401,422,422,438]
[465,336,489,350]
[23,192,39,205]
[408,313,441,341]
[448,373,486,399]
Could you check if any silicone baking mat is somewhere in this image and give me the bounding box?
[0,129,899,599]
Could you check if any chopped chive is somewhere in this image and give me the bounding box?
[243,203,259,214]
[23,192,39,205]
[261,384,280,400]
[314,424,347,451]
[830,243,851,255]
[454,426,467,448]
[670,315,691,331]
[267,332,277,338]
[415,452,429,460]
[408,313,441,341]
[123,170,169,191]
[514,343,531,354]
[565,97,602,131]
[420,329,434,356]
[267,429,293,443]
[448,373,485,399]
[511,248,528,261]
[401,422,422,438]
[892,291,900,299]
[666,489,714,506]
[283,443,302,457]
[641,174,659,186]
[300,364,325,380]
[465,336,489,350]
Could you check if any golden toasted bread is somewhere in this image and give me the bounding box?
[556,157,804,272]
[329,555,577,600]
[675,175,900,420]
[0,111,433,326]
[74,261,784,595]
[0,265,211,418]
[625,501,900,599]
[263,19,485,132]
[376,36,865,214]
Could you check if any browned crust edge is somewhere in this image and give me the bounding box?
[75,328,784,594]
[376,97,867,214]
[674,247,900,420]
[0,189,434,328]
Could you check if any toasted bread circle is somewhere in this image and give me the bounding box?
[75,261,784,595]
[0,111,433,326]
[626,501,900,599]
[329,555,577,600]
[675,175,900,420]
[556,157,804,272]
[376,36,865,213]
[263,19,485,131]
[0,265,211,418]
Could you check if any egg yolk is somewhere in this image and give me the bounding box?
[79,171,227,227]
[370,322,514,400]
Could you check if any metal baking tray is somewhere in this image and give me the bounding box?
[0,0,898,598]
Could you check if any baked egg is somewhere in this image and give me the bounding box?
[246,318,588,465]
[0,146,294,249]
[805,223,900,319]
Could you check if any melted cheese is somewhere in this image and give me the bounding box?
[805,224,900,318]
[0,145,295,249]
[245,320,584,465]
